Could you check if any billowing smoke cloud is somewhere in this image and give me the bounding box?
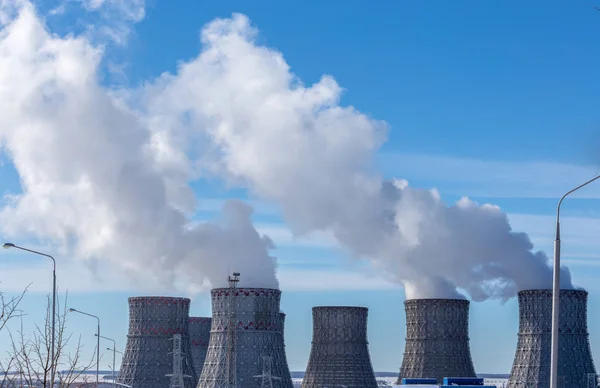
[0,5,573,300]
[143,14,574,301]
[0,4,277,291]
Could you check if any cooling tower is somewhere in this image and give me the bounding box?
[189,317,212,382]
[117,296,198,388]
[508,289,596,388]
[278,312,293,385]
[397,298,476,384]
[197,288,293,388]
[302,306,378,388]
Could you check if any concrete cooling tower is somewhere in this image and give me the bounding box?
[278,312,293,385]
[189,317,212,382]
[197,288,293,388]
[117,296,198,388]
[397,299,476,384]
[508,289,597,388]
[302,306,378,388]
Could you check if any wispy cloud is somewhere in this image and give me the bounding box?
[0,260,136,293]
[380,153,600,199]
[3,213,598,294]
[256,223,336,248]
[60,0,145,45]
[507,213,600,281]
[508,213,600,251]
[196,198,280,217]
[187,216,337,248]
[277,268,400,291]
[0,258,397,293]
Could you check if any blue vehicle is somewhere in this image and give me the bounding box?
[402,378,438,385]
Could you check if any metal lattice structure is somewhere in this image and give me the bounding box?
[277,313,293,385]
[397,298,476,384]
[253,356,281,388]
[507,289,597,388]
[302,306,378,388]
[197,288,293,388]
[167,334,193,388]
[117,296,198,388]
[189,317,212,383]
[226,273,240,387]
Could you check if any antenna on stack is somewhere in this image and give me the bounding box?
[226,272,240,388]
[166,334,192,388]
[253,356,281,388]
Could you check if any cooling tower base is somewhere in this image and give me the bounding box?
[117,296,197,388]
[189,316,211,385]
[397,298,476,384]
[197,288,293,388]
[302,306,378,388]
[508,289,596,388]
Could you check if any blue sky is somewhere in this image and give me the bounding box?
[1,0,600,375]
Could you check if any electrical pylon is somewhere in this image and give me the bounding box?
[253,356,281,388]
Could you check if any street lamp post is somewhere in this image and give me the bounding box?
[69,308,100,387]
[108,347,123,387]
[550,174,600,388]
[3,243,57,388]
[96,334,117,387]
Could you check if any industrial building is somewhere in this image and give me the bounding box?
[507,289,597,388]
[197,279,293,388]
[108,277,600,388]
[117,296,197,388]
[188,316,212,384]
[397,298,477,384]
[302,306,378,388]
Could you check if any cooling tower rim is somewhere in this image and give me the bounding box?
[210,287,280,293]
[189,316,211,323]
[312,306,368,311]
[404,298,470,304]
[128,296,191,304]
[518,288,588,297]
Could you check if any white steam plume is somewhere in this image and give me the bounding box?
[0,4,278,291]
[0,4,573,300]
[143,14,573,301]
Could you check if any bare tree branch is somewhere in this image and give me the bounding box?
[0,283,29,334]
[1,292,95,387]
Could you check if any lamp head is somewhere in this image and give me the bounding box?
[68,308,76,312]
[3,242,15,249]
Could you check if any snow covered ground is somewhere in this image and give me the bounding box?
[291,377,509,387]
[1,373,510,387]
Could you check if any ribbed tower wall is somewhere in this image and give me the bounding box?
[302,306,378,388]
[397,298,476,384]
[278,312,293,385]
[508,289,596,388]
[117,296,198,388]
[197,288,293,388]
[189,317,212,384]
